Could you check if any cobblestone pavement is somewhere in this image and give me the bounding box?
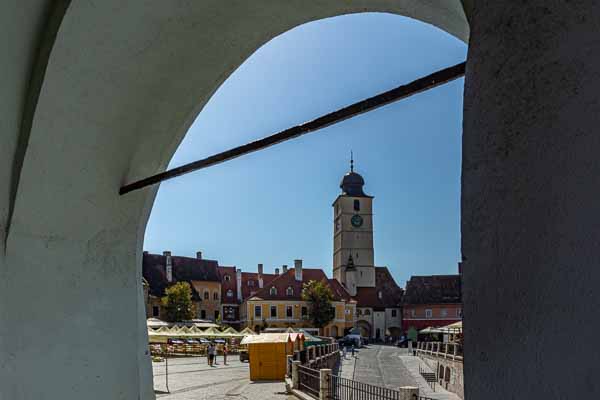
[152,356,294,400]
[352,345,417,389]
[351,344,460,400]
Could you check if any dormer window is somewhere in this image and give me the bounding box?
[270,287,277,295]
[286,286,294,296]
[248,280,254,287]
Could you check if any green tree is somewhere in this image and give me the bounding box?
[161,282,195,322]
[301,280,335,328]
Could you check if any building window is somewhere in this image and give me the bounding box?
[224,307,235,320]
[227,289,233,297]
[152,306,159,317]
[201,309,206,319]
[358,309,362,316]
[391,309,397,317]
[286,305,293,318]
[254,305,261,318]
[270,305,277,318]
[214,310,220,320]
[270,287,277,296]
[441,309,448,317]
[378,291,382,299]
[224,275,231,281]
[354,199,360,211]
[248,280,254,287]
[457,308,463,318]
[213,292,219,300]
[301,306,308,317]
[410,309,416,317]
[425,309,433,318]
[204,291,209,300]
[364,309,371,315]
[286,286,294,296]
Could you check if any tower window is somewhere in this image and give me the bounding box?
[354,200,360,211]
[227,289,233,297]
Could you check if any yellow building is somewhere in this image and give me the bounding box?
[239,260,356,337]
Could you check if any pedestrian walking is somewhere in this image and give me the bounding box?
[223,343,228,365]
[342,345,347,359]
[351,344,355,357]
[208,343,216,367]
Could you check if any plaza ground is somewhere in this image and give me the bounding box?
[152,356,293,400]
[152,345,460,400]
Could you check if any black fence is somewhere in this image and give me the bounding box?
[298,365,320,399]
[330,375,404,400]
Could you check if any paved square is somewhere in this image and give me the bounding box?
[152,356,294,400]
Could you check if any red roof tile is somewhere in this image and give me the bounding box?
[250,268,349,302]
[353,267,403,310]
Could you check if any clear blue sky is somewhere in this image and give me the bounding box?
[144,13,467,288]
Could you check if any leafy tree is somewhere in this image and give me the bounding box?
[301,280,335,328]
[161,282,195,322]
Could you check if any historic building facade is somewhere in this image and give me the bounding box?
[402,273,462,339]
[332,159,404,340]
[239,259,356,336]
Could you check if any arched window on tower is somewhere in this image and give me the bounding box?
[354,199,360,211]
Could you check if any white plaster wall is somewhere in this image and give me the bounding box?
[462,2,600,399]
[373,311,386,339]
[0,1,467,399]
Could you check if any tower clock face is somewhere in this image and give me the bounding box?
[351,214,363,228]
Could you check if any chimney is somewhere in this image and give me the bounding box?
[196,251,203,259]
[282,265,288,273]
[257,264,264,288]
[294,259,303,281]
[236,268,243,302]
[163,251,173,282]
[275,268,280,275]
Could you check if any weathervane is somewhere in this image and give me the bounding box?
[350,150,354,172]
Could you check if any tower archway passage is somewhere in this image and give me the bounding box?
[8,2,599,400]
[0,4,467,399]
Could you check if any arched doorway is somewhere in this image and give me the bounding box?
[331,325,339,338]
[0,2,468,399]
[356,320,372,338]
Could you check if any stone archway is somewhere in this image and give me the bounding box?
[0,2,468,399]
[331,325,339,338]
[356,320,372,338]
[387,326,402,340]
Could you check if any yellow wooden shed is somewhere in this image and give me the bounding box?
[241,333,295,381]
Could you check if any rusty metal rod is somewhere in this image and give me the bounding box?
[119,61,465,195]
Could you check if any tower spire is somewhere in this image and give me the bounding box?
[350,150,354,172]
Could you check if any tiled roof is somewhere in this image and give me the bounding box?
[250,268,350,302]
[142,252,220,298]
[240,271,277,300]
[353,267,403,310]
[402,274,461,305]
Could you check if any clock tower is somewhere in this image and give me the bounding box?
[333,156,376,296]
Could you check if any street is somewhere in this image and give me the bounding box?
[152,356,293,400]
[352,345,416,388]
[350,345,461,400]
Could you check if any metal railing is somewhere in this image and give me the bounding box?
[415,341,463,360]
[330,374,405,400]
[298,365,320,399]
